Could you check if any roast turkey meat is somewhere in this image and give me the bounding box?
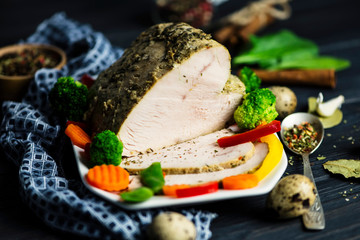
[85,22,245,155]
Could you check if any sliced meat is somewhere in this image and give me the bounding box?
[121,128,254,174]
[85,22,245,155]
[128,142,268,189]
[163,142,268,185]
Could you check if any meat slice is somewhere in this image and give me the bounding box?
[163,142,268,185]
[128,142,268,189]
[85,22,245,155]
[120,128,255,174]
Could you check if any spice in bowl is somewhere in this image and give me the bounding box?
[283,121,319,153]
[0,44,66,101]
[0,47,61,77]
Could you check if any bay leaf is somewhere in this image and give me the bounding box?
[323,159,360,178]
[308,97,317,113]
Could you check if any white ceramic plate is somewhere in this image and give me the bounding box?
[73,136,288,210]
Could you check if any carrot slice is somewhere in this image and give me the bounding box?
[65,120,88,131]
[86,164,129,191]
[65,123,91,149]
[163,184,190,197]
[222,174,259,190]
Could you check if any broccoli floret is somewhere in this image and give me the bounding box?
[239,67,261,93]
[234,88,278,130]
[90,130,123,166]
[49,76,88,121]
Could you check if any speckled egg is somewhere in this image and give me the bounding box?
[267,174,316,219]
[147,211,197,240]
[269,86,297,119]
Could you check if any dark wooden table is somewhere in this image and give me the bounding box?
[1,0,360,239]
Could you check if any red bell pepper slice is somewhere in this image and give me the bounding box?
[175,182,219,198]
[80,74,95,89]
[217,120,281,148]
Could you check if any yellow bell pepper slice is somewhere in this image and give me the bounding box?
[253,134,283,181]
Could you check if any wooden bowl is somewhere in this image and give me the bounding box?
[0,43,66,101]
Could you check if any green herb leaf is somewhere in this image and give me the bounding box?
[323,159,360,178]
[232,29,350,72]
[233,30,318,65]
[268,56,351,71]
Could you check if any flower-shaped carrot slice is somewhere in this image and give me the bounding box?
[86,164,129,191]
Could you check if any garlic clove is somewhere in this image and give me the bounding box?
[316,94,345,117]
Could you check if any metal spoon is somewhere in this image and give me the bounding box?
[280,112,325,230]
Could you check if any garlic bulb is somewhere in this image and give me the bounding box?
[316,92,345,117]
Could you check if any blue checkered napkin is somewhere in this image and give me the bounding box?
[0,13,216,240]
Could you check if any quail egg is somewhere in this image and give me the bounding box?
[147,211,196,240]
[269,86,297,119]
[267,174,316,219]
